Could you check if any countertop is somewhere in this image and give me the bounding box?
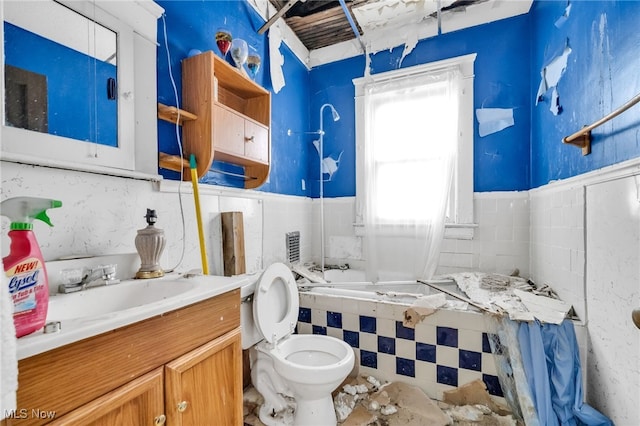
[17,272,257,360]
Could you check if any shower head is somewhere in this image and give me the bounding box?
[321,103,340,122]
[331,107,340,122]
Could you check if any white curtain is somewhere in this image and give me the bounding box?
[362,68,462,282]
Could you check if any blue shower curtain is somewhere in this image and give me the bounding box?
[518,319,613,426]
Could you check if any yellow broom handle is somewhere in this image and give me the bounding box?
[190,154,209,275]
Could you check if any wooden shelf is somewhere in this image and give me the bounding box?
[157,105,196,174]
[157,103,197,125]
[159,152,188,172]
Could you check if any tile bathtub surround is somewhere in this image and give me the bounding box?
[298,293,505,402]
[438,192,530,277]
[318,193,530,278]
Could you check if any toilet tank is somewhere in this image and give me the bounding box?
[240,277,263,349]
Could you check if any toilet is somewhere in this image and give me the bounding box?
[242,262,355,426]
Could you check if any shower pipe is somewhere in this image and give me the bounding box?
[563,91,640,156]
[319,104,340,274]
[287,105,339,274]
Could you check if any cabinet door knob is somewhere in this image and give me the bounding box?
[177,400,189,412]
[245,135,255,142]
[154,414,166,425]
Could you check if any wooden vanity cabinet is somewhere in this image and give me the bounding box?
[4,289,242,426]
[165,329,243,425]
[48,368,165,426]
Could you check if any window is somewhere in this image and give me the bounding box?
[354,53,476,238]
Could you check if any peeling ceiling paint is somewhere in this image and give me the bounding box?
[310,0,533,67]
[251,0,533,68]
[351,0,446,32]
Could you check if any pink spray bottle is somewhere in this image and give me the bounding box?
[1,197,62,337]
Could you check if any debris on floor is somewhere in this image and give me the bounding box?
[442,379,511,416]
[333,376,520,426]
[244,374,521,426]
[243,386,266,426]
[244,386,296,426]
[360,381,451,425]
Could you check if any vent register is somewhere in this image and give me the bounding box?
[286,231,301,264]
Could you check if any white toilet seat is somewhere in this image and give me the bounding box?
[253,262,299,344]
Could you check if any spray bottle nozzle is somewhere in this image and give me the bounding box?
[1,197,62,230]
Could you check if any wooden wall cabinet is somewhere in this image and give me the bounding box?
[5,290,242,426]
[213,104,269,165]
[159,51,271,189]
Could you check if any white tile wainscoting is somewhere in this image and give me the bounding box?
[529,159,640,425]
[0,161,314,277]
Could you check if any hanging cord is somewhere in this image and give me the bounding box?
[161,13,186,273]
[90,1,99,157]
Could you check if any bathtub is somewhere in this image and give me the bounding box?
[296,268,506,404]
[300,268,464,304]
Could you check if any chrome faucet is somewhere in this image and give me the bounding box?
[58,265,120,294]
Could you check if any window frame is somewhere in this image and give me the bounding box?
[353,53,477,238]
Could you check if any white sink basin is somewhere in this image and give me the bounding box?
[47,279,197,321]
[17,273,256,360]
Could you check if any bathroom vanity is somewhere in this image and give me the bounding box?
[3,285,244,426]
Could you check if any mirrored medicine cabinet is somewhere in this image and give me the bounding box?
[1,0,163,177]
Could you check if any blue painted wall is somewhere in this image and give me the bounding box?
[309,14,532,197]
[156,1,640,196]
[309,1,640,195]
[530,1,640,188]
[156,0,310,196]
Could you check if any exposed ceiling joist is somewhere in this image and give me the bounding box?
[258,0,299,34]
[265,0,533,56]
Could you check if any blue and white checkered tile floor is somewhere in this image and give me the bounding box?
[296,306,504,399]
